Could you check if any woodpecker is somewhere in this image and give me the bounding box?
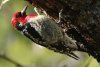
[11,6,80,60]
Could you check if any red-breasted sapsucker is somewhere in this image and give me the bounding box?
[11,6,80,60]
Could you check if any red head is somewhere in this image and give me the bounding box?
[11,6,28,28]
[11,6,37,29]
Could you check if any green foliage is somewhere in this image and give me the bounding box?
[0,0,99,67]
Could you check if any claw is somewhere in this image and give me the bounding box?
[58,8,63,24]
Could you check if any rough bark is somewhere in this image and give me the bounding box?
[26,0,100,62]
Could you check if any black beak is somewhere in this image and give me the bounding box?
[21,5,28,16]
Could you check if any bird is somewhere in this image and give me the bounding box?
[11,6,80,60]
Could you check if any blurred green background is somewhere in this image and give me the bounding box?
[0,0,99,67]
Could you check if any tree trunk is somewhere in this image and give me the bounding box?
[26,0,100,62]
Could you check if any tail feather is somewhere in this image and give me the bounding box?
[66,52,80,60]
